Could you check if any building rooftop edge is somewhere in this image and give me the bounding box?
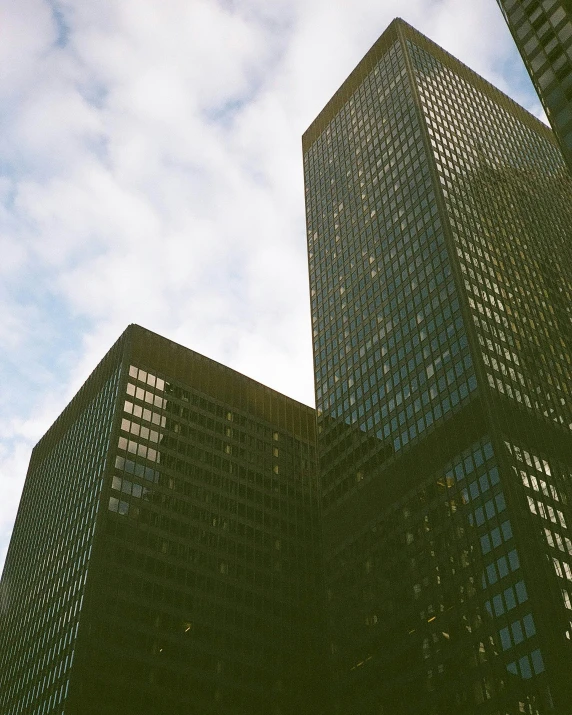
[302,17,402,151]
[125,324,315,412]
[30,323,315,462]
[302,17,556,152]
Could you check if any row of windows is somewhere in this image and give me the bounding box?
[125,391,311,475]
[485,579,529,617]
[545,527,572,555]
[499,612,536,650]
[480,520,513,555]
[483,549,520,587]
[506,648,545,680]
[128,365,166,391]
[108,478,316,534]
[528,496,567,528]
[111,465,318,552]
[118,435,159,463]
[103,534,314,608]
[552,556,572,581]
[468,492,507,529]
[115,454,160,482]
[461,466,501,505]
[121,417,161,444]
[126,382,166,409]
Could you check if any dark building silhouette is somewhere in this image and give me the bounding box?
[0,325,325,715]
[4,15,572,715]
[304,18,572,715]
[496,0,572,174]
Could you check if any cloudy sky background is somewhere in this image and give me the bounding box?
[0,0,542,571]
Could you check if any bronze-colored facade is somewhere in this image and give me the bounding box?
[3,15,572,715]
[0,325,324,715]
[304,18,572,714]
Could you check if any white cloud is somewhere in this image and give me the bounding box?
[0,0,540,573]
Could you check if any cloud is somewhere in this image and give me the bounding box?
[0,0,540,573]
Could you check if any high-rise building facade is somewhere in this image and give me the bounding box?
[0,325,324,715]
[304,18,572,715]
[496,0,572,174]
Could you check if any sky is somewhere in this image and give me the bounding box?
[0,0,542,573]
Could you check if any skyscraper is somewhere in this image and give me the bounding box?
[0,325,323,715]
[304,17,572,715]
[496,0,572,174]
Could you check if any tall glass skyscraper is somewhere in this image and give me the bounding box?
[496,0,572,174]
[3,15,572,715]
[304,18,572,715]
[0,325,323,715]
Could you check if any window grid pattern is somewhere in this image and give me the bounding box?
[410,39,572,431]
[303,20,569,712]
[505,439,572,631]
[88,362,321,713]
[498,0,572,171]
[0,366,121,715]
[324,437,542,709]
[305,40,476,509]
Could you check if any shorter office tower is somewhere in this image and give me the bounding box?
[497,0,572,174]
[0,325,324,715]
